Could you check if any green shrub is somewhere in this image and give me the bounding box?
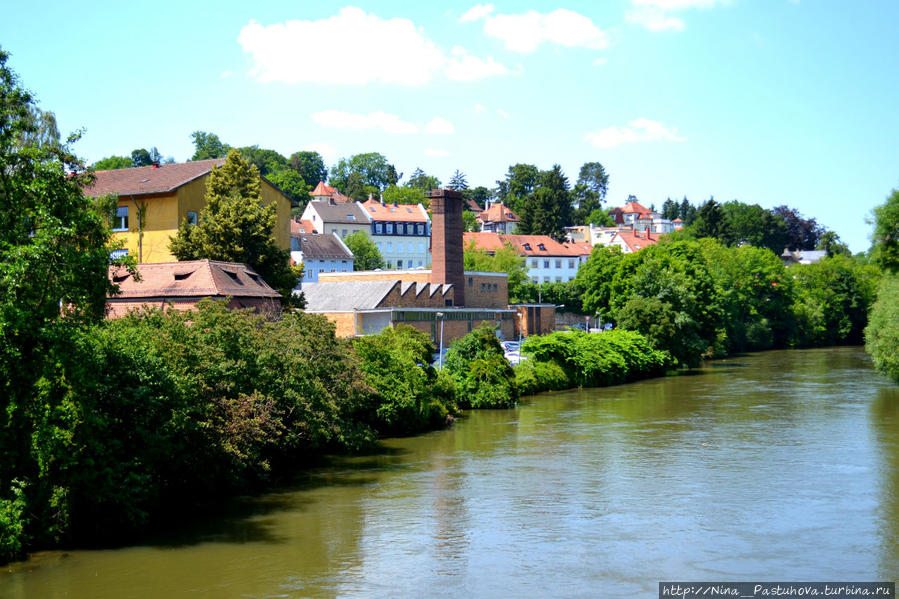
[866,274,899,384]
[515,358,571,396]
[444,323,519,408]
[0,481,28,563]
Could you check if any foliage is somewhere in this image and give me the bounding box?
[382,184,426,205]
[131,147,164,167]
[865,274,899,384]
[517,164,574,241]
[587,207,615,227]
[576,245,626,319]
[693,198,734,245]
[344,231,385,271]
[444,323,519,408]
[238,146,288,176]
[772,205,824,251]
[789,255,879,347]
[266,168,310,209]
[495,163,539,215]
[169,149,301,302]
[448,170,468,191]
[190,131,231,160]
[289,151,327,188]
[463,241,528,299]
[352,326,456,435]
[815,230,851,257]
[870,188,899,273]
[515,280,584,313]
[462,209,480,232]
[720,200,788,253]
[514,358,571,396]
[406,167,441,193]
[573,161,608,223]
[520,329,671,390]
[464,186,492,209]
[92,155,133,170]
[329,152,397,197]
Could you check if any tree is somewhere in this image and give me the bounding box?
[870,188,899,273]
[266,169,310,210]
[190,131,231,160]
[93,155,133,170]
[464,241,529,299]
[238,146,288,176]
[465,186,492,209]
[329,152,397,195]
[495,163,539,215]
[406,167,441,192]
[865,275,899,383]
[576,161,609,201]
[443,323,518,409]
[587,208,615,227]
[816,230,850,257]
[382,184,426,205]
[693,198,735,245]
[721,200,788,253]
[289,151,327,187]
[131,148,152,167]
[462,210,480,232]
[0,49,122,560]
[344,231,384,271]
[661,198,679,220]
[448,170,468,191]
[517,164,573,241]
[679,196,698,225]
[169,150,301,302]
[772,205,824,251]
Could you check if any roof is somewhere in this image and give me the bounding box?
[305,200,370,225]
[302,280,399,311]
[291,218,316,235]
[465,198,483,212]
[610,229,660,253]
[310,181,351,203]
[618,200,651,214]
[478,202,520,224]
[463,232,589,257]
[360,198,429,223]
[108,260,281,299]
[294,234,354,261]
[86,159,226,197]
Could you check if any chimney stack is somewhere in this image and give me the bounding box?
[428,188,464,307]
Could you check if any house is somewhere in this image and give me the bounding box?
[463,232,592,283]
[106,260,281,318]
[477,201,520,234]
[605,228,659,254]
[360,197,431,270]
[609,200,675,234]
[291,233,354,283]
[300,198,371,239]
[87,160,294,263]
[289,218,317,250]
[302,190,517,343]
[780,249,827,265]
[310,181,351,203]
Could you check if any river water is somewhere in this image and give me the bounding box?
[2,347,897,598]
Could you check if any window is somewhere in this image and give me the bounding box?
[532,277,538,284]
[397,259,403,268]
[386,223,394,234]
[568,259,575,269]
[523,243,531,251]
[347,214,355,220]
[386,241,393,252]
[109,248,129,260]
[186,211,198,226]
[538,243,546,251]
[531,259,539,267]
[376,242,383,251]
[375,223,383,234]
[468,277,473,287]
[555,276,562,282]
[342,229,348,237]
[396,242,404,252]
[113,206,128,231]
[543,260,550,268]
[481,283,487,291]
[555,259,562,268]
[416,223,424,235]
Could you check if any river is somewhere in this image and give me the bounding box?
[2,347,897,598]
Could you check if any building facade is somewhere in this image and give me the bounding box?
[360,198,431,269]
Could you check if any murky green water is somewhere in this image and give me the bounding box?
[2,347,897,598]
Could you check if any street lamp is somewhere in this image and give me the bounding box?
[436,311,445,369]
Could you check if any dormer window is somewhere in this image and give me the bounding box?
[538,243,546,251]
[523,243,531,251]
[347,214,355,220]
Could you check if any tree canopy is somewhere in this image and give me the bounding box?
[190,131,231,161]
[870,188,899,273]
[289,151,327,188]
[329,152,398,199]
[344,231,385,271]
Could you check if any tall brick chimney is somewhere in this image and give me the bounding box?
[428,188,464,307]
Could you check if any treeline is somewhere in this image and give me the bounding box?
[865,188,899,384]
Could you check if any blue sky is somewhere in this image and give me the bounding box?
[2,0,897,252]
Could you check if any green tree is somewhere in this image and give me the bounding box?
[406,167,441,192]
[443,323,518,409]
[587,208,615,227]
[0,49,121,560]
[462,209,479,232]
[266,169,310,212]
[865,274,899,383]
[382,184,426,205]
[169,150,301,301]
[495,163,539,215]
[815,230,851,257]
[693,198,734,245]
[448,169,468,191]
[289,151,327,187]
[721,200,788,253]
[517,164,573,241]
[344,231,384,271]
[465,186,492,209]
[870,188,899,273]
[93,155,132,170]
[329,152,397,194]
[661,197,679,220]
[190,131,231,160]
[464,241,529,300]
[238,146,288,176]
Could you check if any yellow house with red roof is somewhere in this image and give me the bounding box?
[86,159,294,263]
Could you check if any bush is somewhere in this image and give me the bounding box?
[866,274,899,384]
[353,325,456,435]
[515,359,571,396]
[444,323,519,408]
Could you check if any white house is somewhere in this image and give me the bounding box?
[360,197,431,270]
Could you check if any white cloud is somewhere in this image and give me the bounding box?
[311,111,455,135]
[626,7,685,31]
[592,57,608,66]
[627,0,725,31]
[445,46,510,81]
[474,103,487,113]
[237,7,508,86]
[585,118,686,148]
[465,8,608,53]
[424,117,455,135]
[220,70,233,79]
[497,109,510,119]
[424,148,451,157]
[459,4,495,23]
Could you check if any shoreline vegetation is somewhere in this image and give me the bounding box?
[2,45,898,565]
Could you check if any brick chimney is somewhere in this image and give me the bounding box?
[428,188,464,307]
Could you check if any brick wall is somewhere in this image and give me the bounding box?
[429,189,465,306]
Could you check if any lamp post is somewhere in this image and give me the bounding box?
[436,311,445,369]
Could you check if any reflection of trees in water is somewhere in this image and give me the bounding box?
[871,385,899,577]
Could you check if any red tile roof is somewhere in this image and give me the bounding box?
[610,229,660,253]
[463,232,588,257]
[291,218,316,235]
[361,198,428,223]
[86,159,225,197]
[478,202,520,224]
[310,181,351,203]
[108,260,281,299]
[619,200,651,214]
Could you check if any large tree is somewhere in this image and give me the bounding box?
[772,205,824,251]
[289,151,327,187]
[448,170,469,191]
[693,198,735,245]
[344,231,384,271]
[517,164,574,241]
[238,146,288,176]
[93,155,132,170]
[329,152,397,197]
[169,150,301,302]
[573,161,609,222]
[720,200,788,253]
[495,163,539,215]
[190,131,231,161]
[406,167,441,193]
[0,49,122,559]
[870,187,899,273]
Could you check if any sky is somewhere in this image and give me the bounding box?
[2,0,897,253]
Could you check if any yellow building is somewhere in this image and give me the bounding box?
[86,159,294,263]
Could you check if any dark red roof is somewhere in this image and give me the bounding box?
[86,159,225,197]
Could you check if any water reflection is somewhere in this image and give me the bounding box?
[1,347,897,599]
